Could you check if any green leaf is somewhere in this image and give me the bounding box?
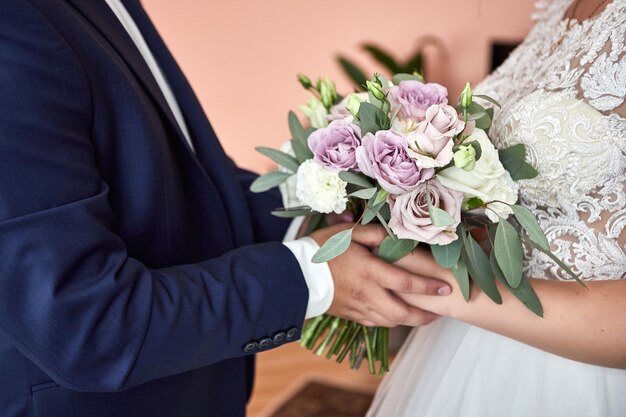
[427,194,456,227]
[523,237,586,287]
[363,44,402,74]
[473,94,502,109]
[373,189,390,206]
[511,162,539,180]
[337,56,368,91]
[378,202,391,222]
[271,207,312,218]
[451,258,471,301]
[376,212,395,238]
[468,102,492,131]
[312,229,352,263]
[494,219,524,288]
[338,171,374,188]
[303,212,325,236]
[378,236,418,263]
[290,139,313,163]
[461,230,502,304]
[511,205,550,251]
[359,102,390,135]
[361,207,378,225]
[255,147,300,173]
[404,52,425,75]
[305,127,317,138]
[464,197,485,210]
[498,144,526,176]
[490,252,543,317]
[349,187,377,199]
[431,237,463,268]
[391,73,424,85]
[250,171,291,193]
[288,111,307,143]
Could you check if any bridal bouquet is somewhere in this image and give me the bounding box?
[250,73,579,374]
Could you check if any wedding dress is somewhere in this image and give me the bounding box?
[366,1,626,416]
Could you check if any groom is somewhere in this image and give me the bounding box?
[0,1,447,416]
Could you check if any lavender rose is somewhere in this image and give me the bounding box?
[387,80,448,121]
[388,178,464,245]
[356,130,434,194]
[397,104,465,169]
[308,120,361,171]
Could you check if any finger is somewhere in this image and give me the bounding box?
[395,248,450,279]
[351,224,388,248]
[368,258,451,295]
[402,305,439,326]
[396,292,448,318]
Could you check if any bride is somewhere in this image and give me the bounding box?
[366,0,626,416]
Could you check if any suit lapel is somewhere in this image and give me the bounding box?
[64,0,191,152]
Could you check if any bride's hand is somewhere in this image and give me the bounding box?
[392,247,469,318]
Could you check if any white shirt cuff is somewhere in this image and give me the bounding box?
[283,223,334,319]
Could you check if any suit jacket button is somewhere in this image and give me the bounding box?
[286,327,298,340]
[259,338,272,349]
[272,332,286,344]
[243,342,257,353]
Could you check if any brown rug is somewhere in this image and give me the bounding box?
[268,381,374,417]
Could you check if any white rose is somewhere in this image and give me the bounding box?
[436,129,518,222]
[300,97,329,129]
[296,159,348,214]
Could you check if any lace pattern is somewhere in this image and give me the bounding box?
[475,0,626,280]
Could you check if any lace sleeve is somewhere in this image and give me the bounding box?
[474,0,626,281]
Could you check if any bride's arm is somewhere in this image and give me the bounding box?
[393,250,626,369]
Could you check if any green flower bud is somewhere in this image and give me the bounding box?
[366,80,386,100]
[319,77,337,108]
[461,82,473,109]
[345,94,363,118]
[453,145,477,171]
[298,73,312,89]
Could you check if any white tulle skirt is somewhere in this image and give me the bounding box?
[366,318,626,417]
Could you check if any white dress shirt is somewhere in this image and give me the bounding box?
[104,0,334,319]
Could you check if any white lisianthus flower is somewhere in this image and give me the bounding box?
[436,129,518,222]
[328,92,370,124]
[300,97,329,129]
[296,159,348,214]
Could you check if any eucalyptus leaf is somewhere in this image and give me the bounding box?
[349,187,377,199]
[499,144,526,176]
[511,162,539,180]
[255,147,300,172]
[361,207,378,225]
[461,230,502,304]
[378,202,391,222]
[290,138,313,163]
[363,44,403,74]
[271,207,312,218]
[305,127,317,138]
[474,94,502,108]
[467,111,487,121]
[337,56,368,91]
[312,229,353,263]
[303,212,325,236]
[451,259,471,301]
[524,237,586,287]
[378,237,418,263]
[373,189,390,206]
[427,194,456,227]
[511,205,550,251]
[359,102,390,135]
[494,219,524,288]
[250,171,291,193]
[468,102,492,131]
[431,237,463,269]
[464,197,485,210]
[490,252,543,317]
[288,111,307,143]
[376,212,395,238]
[338,171,374,188]
[391,73,424,84]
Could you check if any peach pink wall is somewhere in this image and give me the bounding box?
[142,0,537,172]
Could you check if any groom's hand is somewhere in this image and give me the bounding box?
[310,224,451,327]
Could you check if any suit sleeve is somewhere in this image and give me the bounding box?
[0,0,308,393]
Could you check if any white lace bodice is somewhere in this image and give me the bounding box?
[476,0,626,281]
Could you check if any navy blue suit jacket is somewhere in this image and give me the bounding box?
[0,1,309,416]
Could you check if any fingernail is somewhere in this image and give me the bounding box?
[437,286,451,296]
